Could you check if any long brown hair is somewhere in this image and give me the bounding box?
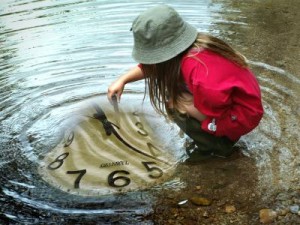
[141,33,248,117]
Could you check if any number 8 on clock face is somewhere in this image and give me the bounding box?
[39,102,177,196]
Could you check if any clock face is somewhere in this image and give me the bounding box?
[39,99,177,196]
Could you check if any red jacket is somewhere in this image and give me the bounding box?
[181,49,264,141]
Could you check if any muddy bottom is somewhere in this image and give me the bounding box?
[150,153,263,224]
[149,0,300,224]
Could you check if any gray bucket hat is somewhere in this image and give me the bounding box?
[131,5,198,64]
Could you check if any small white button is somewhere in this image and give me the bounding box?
[231,115,237,121]
[208,118,217,132]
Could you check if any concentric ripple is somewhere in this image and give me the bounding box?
[240,61,300,195]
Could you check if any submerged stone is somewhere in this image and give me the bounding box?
[190,197,212,206]
[225,204,236,213]
[202,211,209,218]
[278,208,289,216]
[259,209,277,224]
[289,205,299,214]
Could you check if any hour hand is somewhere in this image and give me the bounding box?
[92,104,119,136]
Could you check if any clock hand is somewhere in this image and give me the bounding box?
[112,95,119,114]
[93,104,119,135]
[92,104,171,166]
[110,127,170,165]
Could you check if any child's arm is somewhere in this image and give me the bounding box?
[107,66,144,102]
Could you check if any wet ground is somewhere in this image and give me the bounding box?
[148,0,300,224]
[149,155,261,224]
[1,0,299,224]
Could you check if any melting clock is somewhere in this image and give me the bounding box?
[39,96,178,196]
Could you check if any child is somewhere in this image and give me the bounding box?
[107,4,264,161]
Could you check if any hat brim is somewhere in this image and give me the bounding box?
[132,22,198,64]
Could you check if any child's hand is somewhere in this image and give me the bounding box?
[107,66,144,104]
[107,79,125,103]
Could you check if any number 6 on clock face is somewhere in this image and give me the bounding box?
[108,170,131,188]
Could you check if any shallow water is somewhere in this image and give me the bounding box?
[213,0,300,196]
[1,0,299,224]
